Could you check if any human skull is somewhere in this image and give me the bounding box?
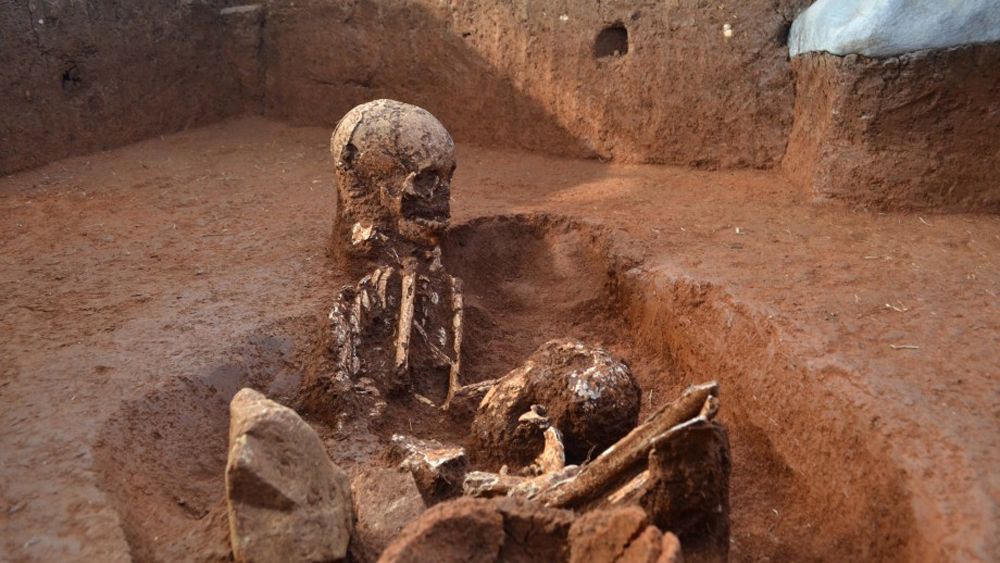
[330,99,456,252]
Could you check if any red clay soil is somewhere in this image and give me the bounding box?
[783,44,1000,212]
[0,118,997,562]
[0,0,260,176]
[264,0,809,167]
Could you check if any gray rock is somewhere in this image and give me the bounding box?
[226,388,352,563]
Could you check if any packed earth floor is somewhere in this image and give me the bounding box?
[1,117,997,561]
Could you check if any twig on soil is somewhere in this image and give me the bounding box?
[885,301,909,312]
[414,394,436,408]
[889,344,920,350]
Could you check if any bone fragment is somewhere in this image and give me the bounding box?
[535,426,566,474]
[517,404,549,427]
[414,393,437,408]
[351,221,376,245]
[462,470,524,498]
[605,470,649,505]
[463,463,580,500]
[444,276,464,409]
[395,267,416,373]
[533,381,719,508]
[413,321,454,367]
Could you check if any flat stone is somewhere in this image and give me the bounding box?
[379,497,575,563]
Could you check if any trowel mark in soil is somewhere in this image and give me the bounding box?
[94,214,917,561]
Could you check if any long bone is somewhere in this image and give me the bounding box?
[532,381,719,508]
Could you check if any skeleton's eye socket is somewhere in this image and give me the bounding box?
[341,143,358,168]
[412,170,440,195]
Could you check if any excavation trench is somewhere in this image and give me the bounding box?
[93,214,915,561]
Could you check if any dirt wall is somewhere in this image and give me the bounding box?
[8,1,998,213]
[782,44,1000,211]
[0,0,263,175]
[263,0,810,167]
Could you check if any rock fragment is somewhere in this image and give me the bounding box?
[388,434,468,503]
[351,468,427,563]
[471,338,641,469]
[620,526,683,563]
[493,497,576,562]
[225,388,352,563]
[568,505,648,563]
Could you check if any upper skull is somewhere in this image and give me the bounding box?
[331,100,456,250]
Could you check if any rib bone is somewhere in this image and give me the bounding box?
[394,267,416,373]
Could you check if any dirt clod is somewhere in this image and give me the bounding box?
[351,469,427,563]
[568,505,671,563]
[383,496,681,563]
[378,497,504,563]
[640,419,731,559]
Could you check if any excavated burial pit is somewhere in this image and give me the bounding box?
[94,214,916,561]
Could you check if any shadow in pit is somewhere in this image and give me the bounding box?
[92,214,917,562]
